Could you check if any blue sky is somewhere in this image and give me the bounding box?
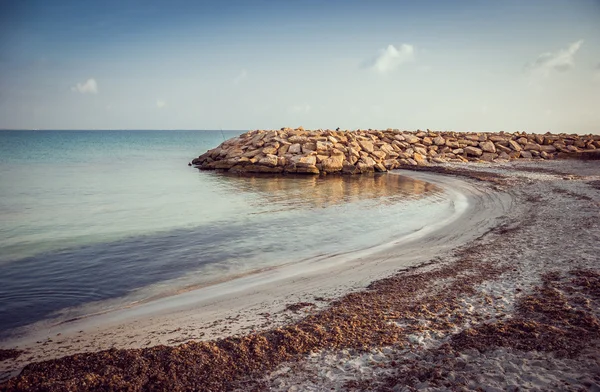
[0,0,599,132]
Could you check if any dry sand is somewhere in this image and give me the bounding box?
[1,159,598,391]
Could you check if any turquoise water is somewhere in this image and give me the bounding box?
[0,130,452,336]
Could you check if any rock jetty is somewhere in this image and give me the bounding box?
[192,128,600,175]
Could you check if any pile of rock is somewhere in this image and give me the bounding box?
[192,128,600,175]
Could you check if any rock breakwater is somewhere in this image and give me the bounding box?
[192,128,600,175]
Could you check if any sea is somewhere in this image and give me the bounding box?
[0,130,454,338]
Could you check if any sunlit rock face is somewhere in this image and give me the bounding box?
[192,128,600,175]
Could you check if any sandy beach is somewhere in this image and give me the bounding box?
[1,159,599,391]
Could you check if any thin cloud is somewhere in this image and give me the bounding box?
[156,99,167,109]
[233,69,247,84]
[288,104,311,114]
[71,78,98,94]
[367,44,415,74]
[526,40,583,77]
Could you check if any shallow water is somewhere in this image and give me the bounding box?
[0,130,452,336]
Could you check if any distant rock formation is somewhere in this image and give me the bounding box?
[192,128,600,175]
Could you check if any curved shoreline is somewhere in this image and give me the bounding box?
[0,170,511,382]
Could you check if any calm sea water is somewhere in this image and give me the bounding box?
[0,130,452,337]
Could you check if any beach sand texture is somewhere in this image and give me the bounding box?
[1,160,599,391]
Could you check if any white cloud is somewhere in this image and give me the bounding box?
[156,99,167,109]
[368,44,415,74]
[288,104,311,114]
[233,69,247,84]
[526,40,583,77]
[71,78,98,94]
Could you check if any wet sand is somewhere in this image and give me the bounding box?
[1,160,599,391]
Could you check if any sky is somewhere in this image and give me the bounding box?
[0,0,599,133]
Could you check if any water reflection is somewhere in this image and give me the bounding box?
[205,172,443,210]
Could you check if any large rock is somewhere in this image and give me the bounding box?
[262,145,278,155]
[413,152,428,165]
[508,140,522,151]
[403,134,420,144]
[480,141,496,153]
[321,155,344,173]
[358,139,374,153]
[523,143,541,151]
[445,140,460,149]
[464,146,483,156]
[288,143,302,154]
[433,136,446,146]
[258,154,278,167]
[295,165,320,174]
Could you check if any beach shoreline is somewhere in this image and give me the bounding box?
[0,169,507,379]
[1,160,599,391]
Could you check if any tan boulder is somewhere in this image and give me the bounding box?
[302,143,316,153]
[262,146,278,155]
[520,150,533,159]
[334,143,347,152]
[403,134,420,144]
[446,140,460,149]
[295,165,320,174]
[321,154,344,173]
[374,163,387,172]
[316,154,329,163]
[384,159,400,169]
[258,154,278,167]
[523,143,541,151]
[380,143,395,154]
[480,141,496,153]
[242,149,262,158]
[414,146,428,156]
[371,150,387,160]
[433,136,446,146]
[342,163,360,174]
[413,152,428,165]
[464,146,483,156]
[358,139,374,153]
[508,140,522,151]
[498,151,510,160]
[278,144,290,156]
[288,135,308,144]
[362,156,376,167]
[357,161,375,173]
[534,134,545,144]
[288,143,302,154]
[495,144,511,153]
[489,135,507,143]
[480,152,498,162]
